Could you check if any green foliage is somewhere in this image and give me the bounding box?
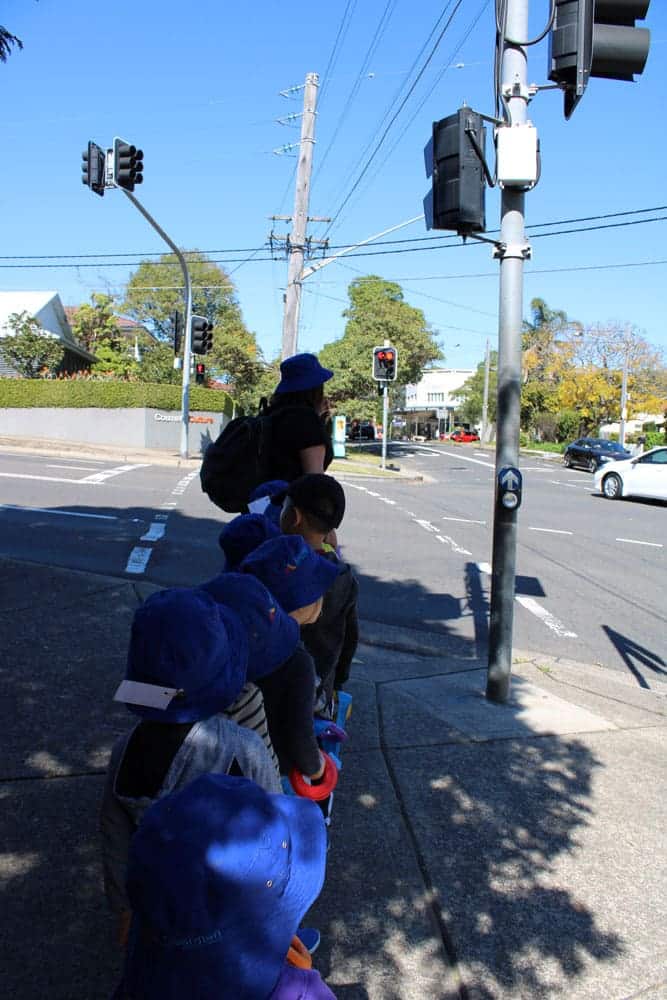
[0,26,23,63]
[455,351,497,426]
[522,441,565,453]
[556,408,581,442]
[0,312,65,377]
[136,341,181,386]
[123,251,268,403]
[319,275,442,410]
[70,294,120,352]
[0,378,232,413]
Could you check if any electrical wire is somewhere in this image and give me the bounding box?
[318,0,359,109]
[505,0,555,46]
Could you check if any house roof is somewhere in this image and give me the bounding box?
[0,291,97,363]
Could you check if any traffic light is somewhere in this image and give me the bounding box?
[112,137,144,191]
[423,107,486,235]
[195,362,206,385]
[372,345,398,382]
[173,312,183,355]
[81,141,106,197]
[191,315,214,355]
[549,0,651,119]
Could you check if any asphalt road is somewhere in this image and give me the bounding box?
[0,444,664,689]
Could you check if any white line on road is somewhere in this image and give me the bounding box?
[80,463,151,484]
[435,534,472,556]
[46,464,101,472]
[515,596,578,638]
[0,472,99,485]
[414,518,438,533]
[0,504,117,520]
[528,527,573,535]
[141,522,167,542]
[442,515,486,525]
[616,537,663,549]
[125,547,153,574]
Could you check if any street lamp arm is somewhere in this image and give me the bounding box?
[301,214,425,280]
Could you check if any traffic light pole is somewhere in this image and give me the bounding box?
[381,384,389,470]
[486,0,531,704]
[120,189,193,459]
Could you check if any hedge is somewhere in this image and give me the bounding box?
[0,379,233,415]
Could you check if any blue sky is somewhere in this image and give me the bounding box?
[2,0,666,372]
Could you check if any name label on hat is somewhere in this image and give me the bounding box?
[114,680,182,710]
[248,496,271,515]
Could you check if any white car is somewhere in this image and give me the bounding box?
[593,446,667,502]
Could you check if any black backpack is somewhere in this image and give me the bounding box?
[200,406,274,513]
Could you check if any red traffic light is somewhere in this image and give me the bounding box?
[196,363,205,373]
[377,350,386,360]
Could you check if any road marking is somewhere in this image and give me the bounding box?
[46,464,100,471]
[442,516,486,525]
[79,463,151,484]
[125,547,153,574]
[435,534,472,556]
[515,596,578,638]
[528,527,573,535]
[477,562,492,575]
[616,537,663,549]
[473,451,486,456]
[0,504,117,520]
[0,472,99,485]
[141,522,167,542]
[414,518,437,533]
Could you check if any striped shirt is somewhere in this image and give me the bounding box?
[225,682,280,776]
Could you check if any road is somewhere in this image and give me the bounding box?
[0,444,664,689]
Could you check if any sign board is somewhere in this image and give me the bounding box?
[333,415,346,459]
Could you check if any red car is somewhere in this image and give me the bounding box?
[450,429,480,443]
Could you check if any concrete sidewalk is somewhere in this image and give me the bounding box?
[1,557,665,999]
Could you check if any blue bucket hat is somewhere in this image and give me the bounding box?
[248,479,289,528]
[218,514,280,570]
[123,772,327,1000]
[240,535,340,614]
[199,573,299,681]
[274,353,333,394]
[124,589,248,722]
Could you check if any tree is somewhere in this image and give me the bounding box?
[319,275,442,418]
[455,351,498,426]
[0,26,22,63]
[123,251,266,401]
[70,294,121,352]
[521,298,582,433]
[0,312,64,377]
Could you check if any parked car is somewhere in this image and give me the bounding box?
[450,429,480,443]
[563,437,631,472]
[593,446,667,501]
[347,419,375,441]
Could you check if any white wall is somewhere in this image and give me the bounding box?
[404,368,474,410]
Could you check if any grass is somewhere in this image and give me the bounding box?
[329,446,404,477]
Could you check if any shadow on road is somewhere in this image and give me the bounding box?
[603,625,666,689]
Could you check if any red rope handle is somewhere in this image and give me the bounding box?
[289,752,338,801]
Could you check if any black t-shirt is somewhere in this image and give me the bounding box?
[266,403,333,482]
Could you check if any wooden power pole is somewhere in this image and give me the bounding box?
[281,72,319,360]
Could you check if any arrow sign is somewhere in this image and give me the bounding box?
[499,467,522,492]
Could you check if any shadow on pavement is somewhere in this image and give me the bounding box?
[603,625,666,689]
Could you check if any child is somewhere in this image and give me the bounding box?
[276,474,359,715]
[117,772,336,999]
[239,535,339,782]
[100,584,297,943]
[219,513,279,571]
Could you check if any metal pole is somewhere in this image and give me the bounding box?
[481,337,491,443]
[381,384,389,470]
[282,72,318,360]
[486,0,530,704]
[121,189,193,459]
[619,350,629,448]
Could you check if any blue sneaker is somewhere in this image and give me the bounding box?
[296,927,321,954]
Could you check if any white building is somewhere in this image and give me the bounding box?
[401,366,474,438]
[0,291,96,376]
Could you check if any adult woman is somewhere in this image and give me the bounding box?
[264,353,334,482]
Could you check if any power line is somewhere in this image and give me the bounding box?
[318,0,358,108]
[3,205,664,263]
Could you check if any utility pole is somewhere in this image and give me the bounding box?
[282,72,319,359]
[486,0,531,704]
[481,338,491,443]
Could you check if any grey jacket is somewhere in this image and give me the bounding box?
[100,714,283,915]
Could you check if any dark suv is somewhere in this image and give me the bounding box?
[563,437,631,472]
